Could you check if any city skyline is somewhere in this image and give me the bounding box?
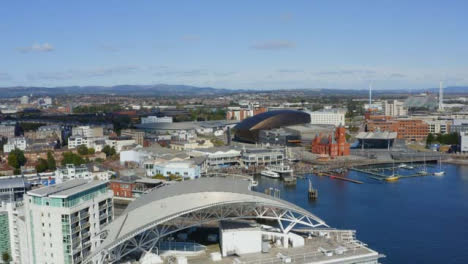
[1,0,467,90]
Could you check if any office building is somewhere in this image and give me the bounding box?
[383,100,407,117]
[25,180,113,264]
[121,129,145,146]
[0,178,31,203]
[305,109,346,127]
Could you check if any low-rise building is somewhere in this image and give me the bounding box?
[3,137,27,153]
[105,137,136,153]
[144,159,201,179]
[170,139,214,151]
[72,125,104,138]
[241,148,285,167]
[190,147,241,167]
[258,128,301,146]
[0,177,31,203]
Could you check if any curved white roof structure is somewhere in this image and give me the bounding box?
[89,177,328,263]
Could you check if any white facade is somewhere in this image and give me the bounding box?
[383,100,407,117]
[105,138,136,153]
[25,180,113,264]
[144,160,201,179]
[219,222,262,257]
[72,126,103,138]
[141,116,173,124]
[0,201,29,264]
[68,136,107,150]
[3,137,27,153]
[55,164,92,183]
[460,132,468,152]
[20,95,29,104]
[0,124,15,138]
[426,120,450,134]
[306,110,345,127]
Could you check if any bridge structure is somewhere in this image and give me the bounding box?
[86,177,329,263]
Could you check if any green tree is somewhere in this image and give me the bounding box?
[46,151,56,170]
[2,251,11,262]
[102,145,116,157]
[8,149,27,170]
[61,152,85,166]
[87,148,95,155]
[35,158,49,173]
[426,133,435,146]
[77,144,89,156]
[152,173,166,180]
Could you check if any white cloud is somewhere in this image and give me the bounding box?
[18,43,55,53]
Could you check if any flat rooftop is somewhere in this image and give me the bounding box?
[27,179,106,198]
[187,229,382,264]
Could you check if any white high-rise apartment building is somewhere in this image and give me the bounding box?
[460,132,468,153]
[25,180,113,264]
[305,109,346,127]
[383,100,407,117]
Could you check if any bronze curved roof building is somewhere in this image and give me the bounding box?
[234,110,311,143]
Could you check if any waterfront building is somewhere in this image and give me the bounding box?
[311,126,350,157]
[190,146,241,167]
[25,179,113,264]
[241,148,285,167]
[3,137,27,153]
[305,109,346,127]
[460,132,468,153]
[367,118,428,142]
[355,131,397,149]
[141,115,173,124]
[383,100,407,117]
[109,177,165,199]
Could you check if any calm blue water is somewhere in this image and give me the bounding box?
[255,164,468,264]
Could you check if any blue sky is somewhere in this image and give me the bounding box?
[1,0,467,90]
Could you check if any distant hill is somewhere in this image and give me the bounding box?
[0,84,466,97]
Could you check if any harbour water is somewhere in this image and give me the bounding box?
[255,163,468,264]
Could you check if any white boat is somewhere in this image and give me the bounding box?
[260,170,280,178]
[267,164,294,176]
[250,180,258,187]
[398,164,407,168]
[434,157,445,176]
[419,154,428,175]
